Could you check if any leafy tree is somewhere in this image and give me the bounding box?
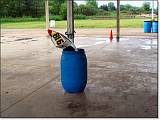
[49,0,59,15]
[131,7,140,14]
[96,9,109,16]
[1,0,155,20]
[124,4,132,11]
[100,4,108,11]
[49,0,65,15]
[74,2,79,14]
[78,4,86,15]
[36,0,45,17]
[120,5,125,11]
[108,2,115,11]
[86,0,98,9]
[140,2,150,13]
[22,0,34,16]
[0,0,8,17]
[0,0,45,18]
[85,0,98,15]
[154,8,158,15]
[86,5,97,16]
[78,4,97,16]
[60,1,67,20]
[120,4,140,14]
[1,0,23,17]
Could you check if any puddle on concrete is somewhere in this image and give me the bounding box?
[141,45,157,50]
[76,37,158,51]
[77,37,129,48]
[141,46,152,50]
[144,40,157,45]
[141,39,157,50]
[96,37,129,41]
[76,44,93,48]
[1,37,33,44]
[94,41,107,45]
[96,38,107,41]
[31,40,38,41]
[14,38,32,41]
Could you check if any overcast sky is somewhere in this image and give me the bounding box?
[75,1,158,8]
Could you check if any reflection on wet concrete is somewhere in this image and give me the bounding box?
[63,92,88,117]
[14,38,32,41]
[141,38,157,50]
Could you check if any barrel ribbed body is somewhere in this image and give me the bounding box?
[144,21,152,33]
[152,21,158,33]
[61,48,87,93]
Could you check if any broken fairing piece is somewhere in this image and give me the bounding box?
[48,29,77,51]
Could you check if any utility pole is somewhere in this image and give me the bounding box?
[66,0,74,43]
[116,0,120,42]
[45,0,49,29]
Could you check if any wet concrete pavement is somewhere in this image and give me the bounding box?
[1,29,158,117]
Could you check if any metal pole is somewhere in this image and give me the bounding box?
[152,0,154,20]
[45,0,49,29]
[116,0,120,42]
[67,0,74,43]
[157,0,160,21]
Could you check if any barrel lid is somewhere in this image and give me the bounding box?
[144,20,152,22]
[63,48,85,54]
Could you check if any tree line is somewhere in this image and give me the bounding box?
[1,0,45,17]
[0,0,157,19]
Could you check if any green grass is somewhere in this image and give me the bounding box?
[1,21,45,29]
[1,19,146,29]
[1,17,43,23]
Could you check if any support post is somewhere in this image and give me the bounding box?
[67,0,74,43]
[152,0,154,20]
[116,0,120,42]
[45,0,49,29]
[156,0,160,21]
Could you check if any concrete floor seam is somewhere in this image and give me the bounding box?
[1,75,59,113]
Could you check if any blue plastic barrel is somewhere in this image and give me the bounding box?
[144,21,152,33]
[152,21,158,33]
[61,48,87,93]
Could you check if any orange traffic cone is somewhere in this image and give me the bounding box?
[109,30,113,42]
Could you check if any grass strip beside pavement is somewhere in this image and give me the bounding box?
[1,19,145,29]
[1,21,45,29]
